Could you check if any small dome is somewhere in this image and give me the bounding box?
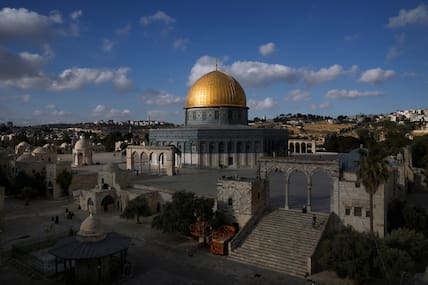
[43,143,50,148]
[16,151,36,162]
[103,163,119,173]
[17,141,30,148]
[77,214,106,242]
[186,70,247,109]
[32,146,50,154]
[60,142,69,148]
[74,136,91,150]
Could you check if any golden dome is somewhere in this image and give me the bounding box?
[186,70,247,109]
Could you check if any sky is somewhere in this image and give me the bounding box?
[0,0,427,126]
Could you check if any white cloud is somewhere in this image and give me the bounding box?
[102,38,114,52]
[248,97,274,110]
[147,110,179,121]
[143,89,184,105]
[0,64,133,92]
[46,104,56,109]
[112,67,133,92]
[311,102,331,110]
[91,104,130,118]
[20,94,31,103]
[344,33,359,41]
[0,7,57,42]
[187,56,219,86]
[92,104,106,113]
[326,89,384,99]
[173,38,189,50]
[52,109,70,116]
[387,5,428,28]
[359,68,395,84]
[395,32,406,44]
[302,64,344,86]
[386,47,400,62]
[33,110,43,116]
[50,68,114,91]
[140,11,175,26]
[115,23,131,36]
[49,10,63,24]
[188,56,356,88]
[259,42,276,57]
[70,10,82,21]
[69,10,83,37]
[0,47,46,80]
[285,89,311,101]
[228,61,300,87]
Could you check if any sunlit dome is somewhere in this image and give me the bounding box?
[74,136,91,150]
[77,214,106,242]
[185,70,247,109]
[32,146,50,154]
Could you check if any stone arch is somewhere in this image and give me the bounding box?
[310,168,332,213]
[132,151,139,170]
[101,195,115,212]
[286,168,309,210]
[295,143,300,153]
[289,143,295,154]
[301,143,306,153]
[140,152,149,173]
[87,198,94,213]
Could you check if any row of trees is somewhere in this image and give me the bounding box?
[319,227,428,283]
[120,191,225,235]
[0,167,73,201]
[152,191,225,234]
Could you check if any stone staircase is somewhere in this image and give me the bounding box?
[229,209,329,277]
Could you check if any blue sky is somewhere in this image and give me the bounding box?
[0,0,427,125]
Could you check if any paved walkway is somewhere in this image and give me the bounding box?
[1,198,305,285]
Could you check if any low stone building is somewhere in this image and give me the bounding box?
[217,176,269,227]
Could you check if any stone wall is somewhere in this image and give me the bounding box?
[69,173,98,193]
[0,186,4,212]
[217,176,268,227]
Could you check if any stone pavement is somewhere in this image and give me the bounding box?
[1,198,306,285]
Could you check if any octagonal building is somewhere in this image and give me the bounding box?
[132,70,288,169]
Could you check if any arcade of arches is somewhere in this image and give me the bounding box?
[259,156,340,213]
[126,145,176,176]
[288,139,316,154]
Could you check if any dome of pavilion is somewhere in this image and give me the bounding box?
[32,146,50,154]
[185,70,247,109]
[74,136,91,151]
[77,214,106,242]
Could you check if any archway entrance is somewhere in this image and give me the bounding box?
[311,170,332,213]
[268,171,286,208]
[288,170,307,210]
[101,195,115,212]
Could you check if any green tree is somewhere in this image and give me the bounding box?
[56,168,72,196]
[121,195,151,223]
[152,191,216,235]
[318,227,375,282]
[375,246,414,284]
[387,199,405,232]
[356,142,389,233]
[403,206,428,236]
[384,228,428,263]
[411,135,428,168]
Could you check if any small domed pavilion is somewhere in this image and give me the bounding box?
[49,214,130,283]
[72,136,93,167]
